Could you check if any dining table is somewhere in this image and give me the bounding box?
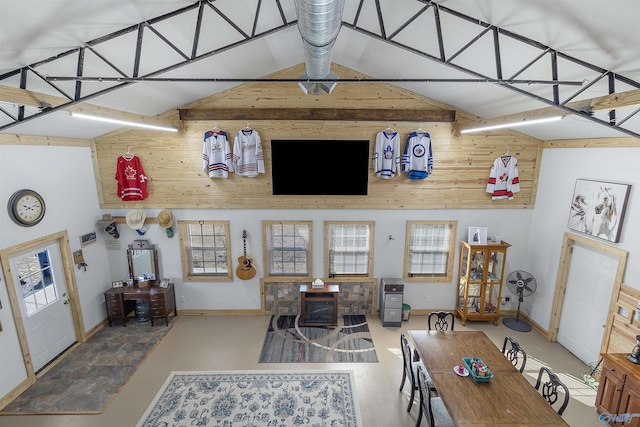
[409,330,569,426]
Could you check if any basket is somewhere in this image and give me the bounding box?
[463,357,494,382]
[583,359,602,391]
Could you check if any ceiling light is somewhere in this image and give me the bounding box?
[460,116,563,134]
[70,112,177,132]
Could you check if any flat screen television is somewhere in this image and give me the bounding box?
[271,139,370,195]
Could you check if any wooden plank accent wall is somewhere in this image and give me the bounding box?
[603,283,640,355]
[93,63,543,209]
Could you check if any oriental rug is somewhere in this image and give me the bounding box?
[258,315,378,363]
[136,370,362,427]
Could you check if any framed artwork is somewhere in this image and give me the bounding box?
[112,281,123,288]
[568,179,631,243]
[80,231,97,247]
[160,277,170,288]
[468,226,488,245]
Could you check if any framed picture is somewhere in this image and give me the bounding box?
[159,277,170,288]
[80,231,97,247]
[468,226,488,245]
[112,281,123,288]
[568,179,631,243]
[126,279,134,287]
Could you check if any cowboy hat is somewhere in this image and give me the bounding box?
[157,209,173,228]
[97,213,115,224]
[125,209,146,230]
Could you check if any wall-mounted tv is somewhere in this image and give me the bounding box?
[271,139,370,196]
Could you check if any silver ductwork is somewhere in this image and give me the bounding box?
[295,0,345,95]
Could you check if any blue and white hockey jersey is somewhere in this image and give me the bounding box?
[202,129,233,178]
[401,131,433,180]
[233,129,265,177]
[373,131,401,178]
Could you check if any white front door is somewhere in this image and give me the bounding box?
[10,242,76,372]
[557,242,617,364]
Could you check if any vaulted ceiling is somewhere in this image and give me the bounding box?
[1,0,639,141]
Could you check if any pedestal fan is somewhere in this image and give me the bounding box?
[503,270,537,332]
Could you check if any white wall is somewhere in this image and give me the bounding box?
[527,147,639,329]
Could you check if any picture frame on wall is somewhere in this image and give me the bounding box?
[568,179,631,243]
[468,226,488,245]
[80,231,97,247]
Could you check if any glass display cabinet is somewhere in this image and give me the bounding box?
[456,240,511,325]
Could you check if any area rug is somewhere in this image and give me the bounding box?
[258,315,378,363]
[137,370,362,427]
[0,317,176,415]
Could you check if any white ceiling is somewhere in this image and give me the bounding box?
[1,0,639,141]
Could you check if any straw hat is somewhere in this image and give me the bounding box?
[157,209,173,228]
[97,213,115,224]
[125,209,146,230]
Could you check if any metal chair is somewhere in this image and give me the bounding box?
[415,365,454,427]
[400,333,430,412]
[502,336,528,373]
[535,366,570,415]
[428,311,455,331]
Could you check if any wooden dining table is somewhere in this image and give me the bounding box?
[409,330,569,426]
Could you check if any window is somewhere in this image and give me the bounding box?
[404,220,457,282]
[325,221,374,278]
[14,249,57,317]
[179,220,232,281]
[263,221,312,279]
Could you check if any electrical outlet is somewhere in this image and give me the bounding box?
[505,296,510,302]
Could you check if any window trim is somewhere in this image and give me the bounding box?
[403,220,457,282]
[179,220,232,282]
[324,220,375,279]
[262,220,313,281]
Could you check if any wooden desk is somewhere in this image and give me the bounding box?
[300,284,339,326]
[409,330,568,426]
[104,283,176,326]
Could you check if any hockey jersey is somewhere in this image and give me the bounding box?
[202,129,233,178]
[233,129,264,177]
[373,131,401,178]
[486,155,520,200]
[401,131,433,180]
[115,155,148,201]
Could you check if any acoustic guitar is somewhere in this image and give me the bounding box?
[236,229,256,280]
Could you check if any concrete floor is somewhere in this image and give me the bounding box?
[0,314,603,426]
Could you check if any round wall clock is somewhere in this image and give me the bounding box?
[8,189,46,227]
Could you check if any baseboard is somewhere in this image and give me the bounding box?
[178,309,265,316]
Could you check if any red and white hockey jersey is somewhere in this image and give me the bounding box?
[486,155,520,200]
[373,131,401,178]
[233,129,264,177]
[203,129,233,178]
[401,131,433,180]
[115,155,148,201]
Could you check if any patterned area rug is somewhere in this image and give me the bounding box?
[137,370,362,427]
[0,318,176,414]
[258,315,378,363]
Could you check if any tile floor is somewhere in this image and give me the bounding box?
[0,314,604,426]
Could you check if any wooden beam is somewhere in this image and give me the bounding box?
[178,108,456,122]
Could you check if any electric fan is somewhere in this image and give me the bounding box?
[503,270,537,332]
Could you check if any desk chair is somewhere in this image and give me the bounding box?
[535,366,570,415]
[428,311,455,331]
[400,333,430,412]
[416,365,454,427]
[502,336,528,373]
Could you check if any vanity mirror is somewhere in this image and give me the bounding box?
[127,239,159,283]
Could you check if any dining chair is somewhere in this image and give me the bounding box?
[428,311,455,331]
[400,333,430,412]
[501,336,528,373]
[415,365,454,427]
[534,366,570,415]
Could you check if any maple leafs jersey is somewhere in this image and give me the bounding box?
[373,131,401,178]
[401,131,433,180]
[486,155,520,200]
[115,155,148,201]
[203,130,233,178]
[233,129,265,177]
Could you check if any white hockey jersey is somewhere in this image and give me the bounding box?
[486,155,520,200]
[401,131,433,180]
[233,129,264,177]
[373,131,401,178]
[202,129,233,178]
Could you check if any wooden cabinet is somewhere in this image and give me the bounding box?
[300,284,339,326]
[596,353,640,426]
[456,240,510,326]
[149,284,177,326]
[104,291,135,326]
[105,283,176,327]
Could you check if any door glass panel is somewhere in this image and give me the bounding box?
[14,250,58,317]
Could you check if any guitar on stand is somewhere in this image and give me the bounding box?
[236,229,257,280]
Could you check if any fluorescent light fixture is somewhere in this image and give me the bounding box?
[70,112,178,132]
[460,116,563,134]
